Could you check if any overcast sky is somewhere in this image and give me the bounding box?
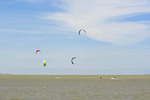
[0,0,150,75]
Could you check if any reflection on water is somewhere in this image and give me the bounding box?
[0,77,150,100]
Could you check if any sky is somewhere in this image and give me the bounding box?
[0,0,150,75]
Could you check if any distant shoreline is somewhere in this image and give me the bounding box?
[0,75,149,79]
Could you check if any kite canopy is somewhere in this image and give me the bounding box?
[36,50,40,54]
[71,57,76,65]
[79,29,86,35]
[43,60,46,67]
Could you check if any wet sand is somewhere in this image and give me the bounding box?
[0,75,150,100]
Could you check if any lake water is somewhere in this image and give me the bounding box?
[0,75,150,100]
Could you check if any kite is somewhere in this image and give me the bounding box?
[79,29,86,35]
[71,57,76,65]
[43,60,46,67]
[36,50,40,55]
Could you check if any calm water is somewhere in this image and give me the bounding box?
[0,77,150,100]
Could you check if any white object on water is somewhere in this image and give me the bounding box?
[111,77,117,80]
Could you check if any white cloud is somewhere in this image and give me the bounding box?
[43,0,150,44]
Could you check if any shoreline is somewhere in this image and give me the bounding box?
[0,75,149,79]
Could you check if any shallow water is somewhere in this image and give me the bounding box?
[0,76,150,100]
